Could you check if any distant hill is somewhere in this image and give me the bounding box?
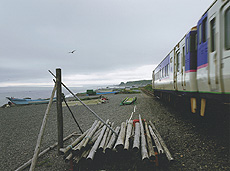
[118,80,152,87]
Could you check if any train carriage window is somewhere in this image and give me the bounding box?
[225,7,230,50]
[166,64,169,76]
[165,65,167,77]
[177,52,180,72]
[199,24,202,44]
[162,67,164,78]
[195,33,197,50]
[165,66,167,77]
[202,18,207,42]
[210,18,216,52]
[162,68,164,78]
[190,34,196,52]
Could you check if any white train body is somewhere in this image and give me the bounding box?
[152,0,230,115]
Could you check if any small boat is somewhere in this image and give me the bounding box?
[96,91,119,95]
[120,97,137,105]
[6,97,56,105]
[96,89,119,95]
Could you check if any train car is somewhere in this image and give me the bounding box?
[196,0,230,114]
[152,0,230,116]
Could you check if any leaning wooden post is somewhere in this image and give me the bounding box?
[56,68,63,153]
[29,83,57,171]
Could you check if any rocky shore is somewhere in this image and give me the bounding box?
[0,92,229,170]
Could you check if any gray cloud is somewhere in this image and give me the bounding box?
[0,0,213,86]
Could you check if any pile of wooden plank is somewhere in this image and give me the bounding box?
[60,115,173,170]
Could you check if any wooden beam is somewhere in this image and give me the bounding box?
[114,122,126,152]
[105,126,120,154]
[29,83,57,171]
[59,129,89,154]
[144,122,155,160]
[15,132,76,171]
[132,122,140,153]
[56,68,64,152]
[148,125,164,154]
[87,120,109,160]
[149,120,173,161]
[139,115,149,161]
[124,120,133,150]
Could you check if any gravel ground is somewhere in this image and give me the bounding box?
[0,92,229,171]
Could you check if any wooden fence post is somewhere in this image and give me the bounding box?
[56,68,63,153]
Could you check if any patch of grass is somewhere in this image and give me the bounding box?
[143,84,153,91]
[119,90,140,94]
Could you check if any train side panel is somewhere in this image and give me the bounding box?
[153,54,173,91]
[220,0,230,93]
[197,0,230,97]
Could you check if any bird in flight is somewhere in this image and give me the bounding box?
[69,50,76,53]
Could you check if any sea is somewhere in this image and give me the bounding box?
[0,85,105,107]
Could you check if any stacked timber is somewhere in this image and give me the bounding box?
[60,116,173,170]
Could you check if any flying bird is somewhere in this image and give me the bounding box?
[69,50,76,53]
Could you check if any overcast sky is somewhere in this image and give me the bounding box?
[0,0,213,87]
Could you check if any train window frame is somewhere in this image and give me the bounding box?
[225,7,230,50]
[210,18,216,52]
[199,24,202,44]
[202,17,207,42]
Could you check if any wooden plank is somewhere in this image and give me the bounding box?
[149,120,174,161]
[82,121,101,148]
[87,120,109,161]
[139,115,149,161]
[105,126,120,154]
[148,125,164,154]
[104,122,114,151]
[15,132,76,171]
[132,122,140,153]
[56,68,63,152]
[114,122,126,152]
[59,129,89,154]
[144,122,155,160]
[124,120,133,150]
[29,83,57,171]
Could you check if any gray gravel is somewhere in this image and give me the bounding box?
[0,92,229,170]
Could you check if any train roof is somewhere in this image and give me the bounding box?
[153,0,219,73]
[199,0,217,19]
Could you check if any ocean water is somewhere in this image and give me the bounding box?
[0,85,102,106]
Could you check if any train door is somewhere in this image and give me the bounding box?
[152,71,155,89]
[221,2,230,93]
[181,46,186,90]
[173,48,178,90]
[208,14,219,91]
